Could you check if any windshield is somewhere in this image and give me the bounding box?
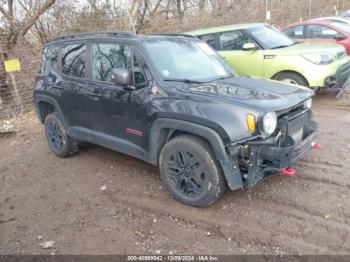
[330,22,350,33]
[247,25,295,49]
[143,38,234,82]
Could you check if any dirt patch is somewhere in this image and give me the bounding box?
[0,92,350,255]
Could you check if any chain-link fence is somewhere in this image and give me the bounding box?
[1,0,350,132]
[0,39,41,132]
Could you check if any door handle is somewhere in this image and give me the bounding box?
[87,92,102,97]
[52,84,64,90]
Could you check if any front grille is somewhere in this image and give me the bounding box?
[287,110,309,135]
[337,62,350,87]
[277,109,311,146]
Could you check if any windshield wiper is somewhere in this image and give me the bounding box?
[271,45,291,49]
[163,78,204,84]
[212,75,232,81]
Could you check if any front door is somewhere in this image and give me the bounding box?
[217,30,264,78]
[86,42,149,159]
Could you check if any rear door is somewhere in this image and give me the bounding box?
[56,43,92,140]
[217,30,264,78]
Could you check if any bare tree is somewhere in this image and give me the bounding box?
[0,0,56,50]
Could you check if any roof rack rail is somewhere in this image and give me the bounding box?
[149,33,196,38]
[51,31,136,42]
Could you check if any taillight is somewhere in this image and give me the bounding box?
[32,74,39,83]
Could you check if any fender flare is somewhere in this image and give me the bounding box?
[148,118,229,165]
[34,94,69,131]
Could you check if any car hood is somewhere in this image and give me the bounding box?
[269,42,346,57]
[175,77,314,112]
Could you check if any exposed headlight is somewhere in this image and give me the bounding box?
[302,53,335,65]
[304,98,312,109]
[263,112,277,136]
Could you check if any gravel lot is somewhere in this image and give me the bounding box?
[0,91,350,255]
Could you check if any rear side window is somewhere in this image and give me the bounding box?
[92,43,132,82]
[61,44,86,78]
[42,45,60,72]
[285,25,304,38]
[199,34,217,49]
[219,30,252,51]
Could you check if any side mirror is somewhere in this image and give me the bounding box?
[111,68,131,87]
[335,34,346,40]
[242,43,257,51]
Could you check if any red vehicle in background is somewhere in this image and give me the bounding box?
[282,20,350,55]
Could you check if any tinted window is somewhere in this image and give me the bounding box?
[219,30,252,50]
[199,34,217,49]
[62,44,86,78]
[92,43,132,83]
[43,46,60,72]
[308,25,340,39]
[285,25,304,38]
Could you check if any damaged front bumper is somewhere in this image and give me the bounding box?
[221,109,318,190]
[324,61,350,98]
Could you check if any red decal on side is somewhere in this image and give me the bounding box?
[126,128,143,137]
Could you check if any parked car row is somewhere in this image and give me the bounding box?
[33,15,350,207]
[188,22,350,98]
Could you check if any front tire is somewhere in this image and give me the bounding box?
[159,135,226,207]
[44,113,78,158]
[273,72,308,87]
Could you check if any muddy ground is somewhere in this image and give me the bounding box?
[0,92,350,255]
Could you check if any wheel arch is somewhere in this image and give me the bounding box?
[148,118,229,166]
[271,70,309,86]
[35,94,68,129]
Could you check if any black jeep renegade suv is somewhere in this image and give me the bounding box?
[34,32,318,207]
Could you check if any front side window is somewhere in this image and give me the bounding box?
[219,30,252,51]
[143,39,233,82]
[92,43,132,83]
[308,25,340,39]
[285,25,304,38]
[62,44,86,78]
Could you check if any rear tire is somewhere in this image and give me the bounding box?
[273,72,308,87]
[44,113,79,158]
[159,135,226,207]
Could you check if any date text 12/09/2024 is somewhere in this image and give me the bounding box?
[127,255,220,261]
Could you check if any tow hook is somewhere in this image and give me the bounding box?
[281,167,296,177]
[311,141,320,150]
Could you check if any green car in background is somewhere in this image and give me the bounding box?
[187,23,350,96]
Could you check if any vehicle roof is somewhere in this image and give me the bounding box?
[45,32,197,46]
[282,19,350,30]
[311,16,350,23]
[186,23,265,36]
